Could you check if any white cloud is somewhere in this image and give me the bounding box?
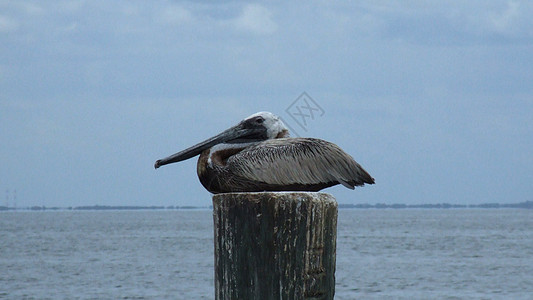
[478,0,533,39]
[159,5,194,25]
[452,1,533,41]
[22,2,45,15]
[232,4,277,35]
[1,0,532,206]
[0,14,18,32]
[489,0,520,32]
[342,1,533,45]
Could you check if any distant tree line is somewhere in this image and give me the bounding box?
[2,201,531,211]
[0,205,212,211]
[338,200,533,209]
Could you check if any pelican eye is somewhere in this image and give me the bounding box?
[255,117,264,124]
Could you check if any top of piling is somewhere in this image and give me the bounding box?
[212,192,337,208]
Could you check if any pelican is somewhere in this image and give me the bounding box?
[154,112,374,193]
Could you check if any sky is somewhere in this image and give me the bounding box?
[1,1,532,207]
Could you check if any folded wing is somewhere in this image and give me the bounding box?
[227,138,374,190]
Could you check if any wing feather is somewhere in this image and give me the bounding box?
[226,138,374,189]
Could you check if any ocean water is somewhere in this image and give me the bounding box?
[1,209,532,299]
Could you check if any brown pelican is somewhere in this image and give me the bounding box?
[155,112,374,193]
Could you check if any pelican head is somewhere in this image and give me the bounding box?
[154,112,289,169]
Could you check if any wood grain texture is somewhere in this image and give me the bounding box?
[213,192,337,300]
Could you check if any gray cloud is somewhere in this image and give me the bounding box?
[1,1,532,207]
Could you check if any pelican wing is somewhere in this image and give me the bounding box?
[227,138,374,190]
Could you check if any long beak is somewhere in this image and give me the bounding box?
[154,124,260,169]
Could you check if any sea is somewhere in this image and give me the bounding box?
[1,209,532,299]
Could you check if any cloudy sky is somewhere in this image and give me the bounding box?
[1,1,532,207]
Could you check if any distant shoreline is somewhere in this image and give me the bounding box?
[1,201,531,211]
[338,201,532,210]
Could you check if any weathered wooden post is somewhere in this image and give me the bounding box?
[213,192,337,300]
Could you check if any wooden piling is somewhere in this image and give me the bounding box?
[212,192,337,300]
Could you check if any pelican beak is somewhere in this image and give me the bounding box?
[154,122,264,169]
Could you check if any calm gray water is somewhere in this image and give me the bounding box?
[1,209,532,299]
